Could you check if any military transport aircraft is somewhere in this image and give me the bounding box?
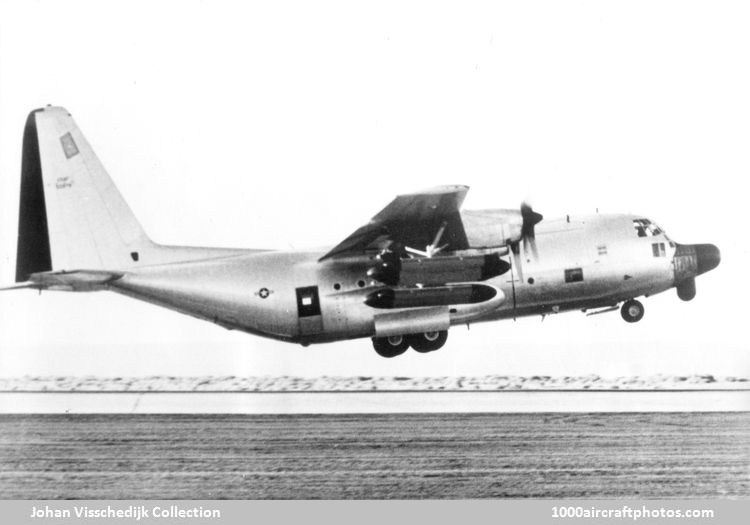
[3,107,721,357]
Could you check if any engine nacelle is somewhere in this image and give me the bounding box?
[368,252,510,287]
[370,284,505,337]
[365,283,498,309]
[461,209,524,248]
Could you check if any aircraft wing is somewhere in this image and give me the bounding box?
[320,185,470,260]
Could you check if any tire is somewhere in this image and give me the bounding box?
[408,331,448,353]
[372,335,409,358]
[620,299,644,323]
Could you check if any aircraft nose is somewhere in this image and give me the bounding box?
[694,243,721,275]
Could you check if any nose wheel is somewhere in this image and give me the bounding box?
[621,299,644,323]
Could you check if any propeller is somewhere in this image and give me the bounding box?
[520,201,543,260]
[508,201,542,319]
[367,250,402,286]
[405,220,449,258]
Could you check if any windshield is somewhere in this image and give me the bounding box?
[633,218,663,237]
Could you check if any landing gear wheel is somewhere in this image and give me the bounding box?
[621,299,644,323]
[372,335,409,358]
[408,331,448,353]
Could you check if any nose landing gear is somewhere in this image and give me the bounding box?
[620,299,644,323]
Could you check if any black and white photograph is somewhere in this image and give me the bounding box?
[0,0,748,518]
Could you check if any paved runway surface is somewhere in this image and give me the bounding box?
[1,413,748,498]
[2,391,748,413]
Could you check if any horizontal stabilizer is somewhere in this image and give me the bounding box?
[20,270,124,292]
[0,281,40,291]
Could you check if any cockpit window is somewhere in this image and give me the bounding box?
[633,219,662,237]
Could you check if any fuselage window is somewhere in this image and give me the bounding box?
[564,268,584,283]
[652,242,666,257]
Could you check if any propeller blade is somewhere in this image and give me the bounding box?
[405,247,429,258]
[407,221,450,258]
[431,221,448,248]
[520,202,543,260]
[520,202,543,239]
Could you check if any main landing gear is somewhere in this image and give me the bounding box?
[620,299,644,323]
[372,331,448,357]
[408,331,448,353]
[372,335,409,358]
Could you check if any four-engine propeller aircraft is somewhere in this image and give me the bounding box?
[3,107,721,357]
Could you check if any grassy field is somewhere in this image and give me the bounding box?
[0,413,748,498]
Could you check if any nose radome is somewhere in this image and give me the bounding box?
[695,243,721,275]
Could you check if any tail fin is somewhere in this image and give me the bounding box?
[16,107,152,281]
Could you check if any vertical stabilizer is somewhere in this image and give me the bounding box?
[15,107,152,280]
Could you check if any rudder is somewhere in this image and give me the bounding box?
[16,109,53,281]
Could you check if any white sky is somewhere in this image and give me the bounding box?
[0,0,747,378]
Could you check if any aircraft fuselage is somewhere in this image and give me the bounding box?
[106,212,717,345]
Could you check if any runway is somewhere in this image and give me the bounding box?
[1,412,748,499]
[1,390,748,413]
